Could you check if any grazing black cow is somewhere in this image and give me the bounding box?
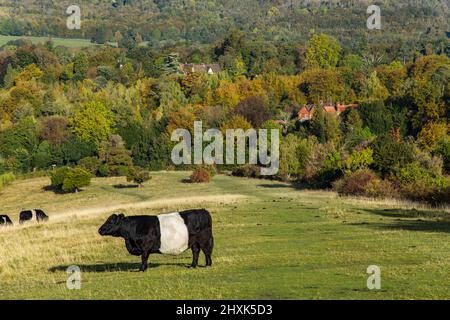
[0,215,13,226]
[99,209,214,272]
[19,209,49,224]
[19,210,33,224]
[35,209,49,222]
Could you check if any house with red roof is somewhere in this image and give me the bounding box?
[297,103,358,122]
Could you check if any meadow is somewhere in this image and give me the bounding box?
[0,171,450,300]
[0,35,96,48]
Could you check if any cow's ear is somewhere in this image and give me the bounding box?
[118,214,125,219]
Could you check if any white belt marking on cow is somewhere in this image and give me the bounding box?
[158,212,189,255]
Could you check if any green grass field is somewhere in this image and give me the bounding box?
[0,172,449,300]
[0,35,96,48]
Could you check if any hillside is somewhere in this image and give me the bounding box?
[0,0,448,49]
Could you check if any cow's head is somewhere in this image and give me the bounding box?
[98,213,125,237]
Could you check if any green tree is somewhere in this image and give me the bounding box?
[119,30,139,50]
[99,134,133,176]
[309,107,341,143]
[305,34,341,69]
[72,53,89,82]
[279,134,303,180]
[69,101,114,147]
[362,71,389,102]
[358,101,394,135]
[3,64,18,88]
[162,52,181,75]
[371,135,415,175]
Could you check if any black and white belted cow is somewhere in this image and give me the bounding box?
[98,209,214,272]
[0,215,13,226]
[19,209,49,224]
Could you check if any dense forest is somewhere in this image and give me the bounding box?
[0,1,449,56]
[0,1,448,203]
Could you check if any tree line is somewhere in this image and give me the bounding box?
[0,30,448,202]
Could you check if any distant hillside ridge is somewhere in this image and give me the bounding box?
[0,0,448,48]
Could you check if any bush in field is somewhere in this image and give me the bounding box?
[62,167,92,193]
[126,167,151,187]
[189,167,211,183]
[333,169,379,196]
[232,165,260,178]
[50,167,91,193]
[50,167,70,189]
[79,156,101,175]
[365,178,398,198]
[202,165,217,177]
[0,172,15,191]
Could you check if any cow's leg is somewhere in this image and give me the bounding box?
[140,251,150,272]
[201,235,214,267]
[190,243,200,268]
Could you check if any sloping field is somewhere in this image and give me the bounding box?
[0,172,449,299]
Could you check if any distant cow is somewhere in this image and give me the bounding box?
[0,215,13,226]
[19,210,33,224]
[35,209,49,222]
[99,209,214,272]
[19,209,49,224]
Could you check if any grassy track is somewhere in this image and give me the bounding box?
[0,35,96,48]
[0,172,449,299]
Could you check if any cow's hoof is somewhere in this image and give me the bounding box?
[188,265,197,269]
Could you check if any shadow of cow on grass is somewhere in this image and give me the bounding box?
[49,261,191,273]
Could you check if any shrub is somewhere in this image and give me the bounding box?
[365,178,398,198]
[189,167,211,183]
[62,167,92,193]
[202,165,217,177]
[50,167,91,193]
[232,165,260,178]
[79,156,101,175]
[397,163,448,188]
[50,167,70,189]
[397,162,450,204]
[333,169,379,196]
[97,164,110,177]
[126,167,151,187]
